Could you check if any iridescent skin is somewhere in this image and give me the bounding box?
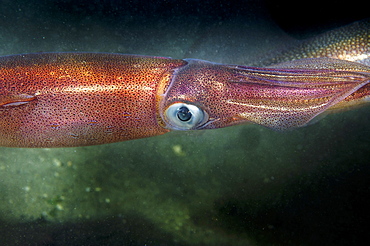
[257,19,369,66]
[0,54,186,147]
[0,20,369,147]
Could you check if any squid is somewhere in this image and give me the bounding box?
[0,20,369,147]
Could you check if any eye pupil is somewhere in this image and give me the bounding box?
[177,106,192,121]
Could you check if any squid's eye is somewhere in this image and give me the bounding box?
[164,103,208,130]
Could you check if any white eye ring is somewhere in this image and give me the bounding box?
[164,103,208,130]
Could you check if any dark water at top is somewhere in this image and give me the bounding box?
[0,0,369,245]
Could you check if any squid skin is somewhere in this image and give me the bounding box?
[256,19,370,66]
[0,21,369,148]
[0,54,186,147]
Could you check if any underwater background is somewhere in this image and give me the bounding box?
[0,0,369,245]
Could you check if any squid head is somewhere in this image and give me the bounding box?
[160,58,370,131]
